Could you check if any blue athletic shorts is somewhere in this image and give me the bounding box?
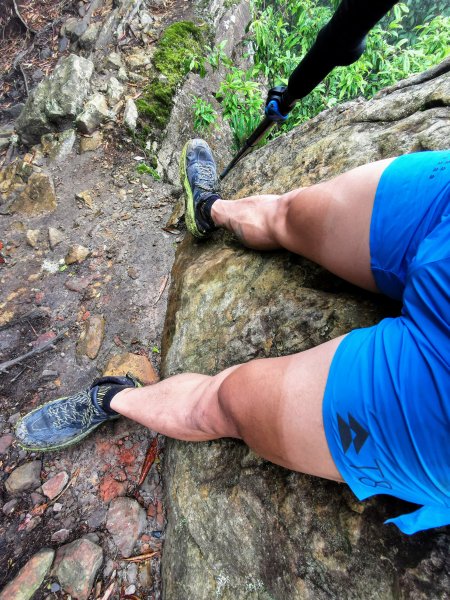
[323,150,450,535]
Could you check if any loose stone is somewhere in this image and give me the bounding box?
[106,497,146,558]
[75,190,94,209]
[26,229,40,248]
[107,77,125,106]
[11,172,57,215]
[5,460,41,495]
[53,538,103,600]
[51,529,71,543]
[2,498,18,516]
[48,227,64,249]
[79,131,103,153]
[65,244,90,264]
[103,353,158,384]
[77,315,105,359]
[76,93,111,135]
[123,98,138,131]
[0,433,14,453]
[0,549,54,600]
[42,471,69,500]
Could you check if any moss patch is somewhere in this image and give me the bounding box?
[136,21,206,136]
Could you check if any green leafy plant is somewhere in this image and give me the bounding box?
[187,39,234,77]
[136,163,161,180]
[192,97,218,132]
[207,40,233,71]
[216,68,264,146]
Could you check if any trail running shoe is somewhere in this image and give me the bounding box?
[180,138,219,238]
[15,375,141,452]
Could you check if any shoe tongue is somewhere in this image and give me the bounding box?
[90,384,108,412]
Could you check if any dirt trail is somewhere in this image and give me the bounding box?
[0,1,196,597]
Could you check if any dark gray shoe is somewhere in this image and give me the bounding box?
[180,138,219,238]
[15,375,140,452]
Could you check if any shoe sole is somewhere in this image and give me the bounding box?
[180,143,206,239]
[15,396,120,453]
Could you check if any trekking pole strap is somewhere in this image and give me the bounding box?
[279,0,400,113]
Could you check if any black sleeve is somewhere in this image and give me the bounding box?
[286,0,400,102]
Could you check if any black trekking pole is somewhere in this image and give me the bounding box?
[220,0,400,180]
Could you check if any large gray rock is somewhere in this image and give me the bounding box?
[16,54,94,145]
[161,60,450,599]
[76,93,111,134]
[158,0,251,183]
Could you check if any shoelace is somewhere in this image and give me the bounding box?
[47,389,100,430]
[196,163,217,191]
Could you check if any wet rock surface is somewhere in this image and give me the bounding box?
[161,63,450,599]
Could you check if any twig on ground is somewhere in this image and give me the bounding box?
[122,550,159,563]
[138,436,158,486]
[12,41,34,70]
[0,308,50,332]
[0,328,68,373]
[98,580,116,600]
[10,366,28,383]
[153,273,169,306]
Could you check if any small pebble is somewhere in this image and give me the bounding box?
[50,583,61,592]
[51,528,70,543]
[125,584,136,595]
[2,499,18,516]
[151,531,162,539]
[8,412,20,425]
[53,502,63,512]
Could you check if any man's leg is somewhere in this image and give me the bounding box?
[111,337,343,481]
[111,155,396,480]
[212,157,395,291]
[16,148,391,482]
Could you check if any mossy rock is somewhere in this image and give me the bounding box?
[153,21,205,87]
[136,21,206,138]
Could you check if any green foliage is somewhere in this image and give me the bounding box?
[216,69,264,146]
[188,39,233,77]
[212,0,450,144]
[136,163,161,179]
[207,40,233,71]
[192,97,218,132]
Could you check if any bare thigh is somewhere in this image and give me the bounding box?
[218,336,345,482]
[278,157,396,291]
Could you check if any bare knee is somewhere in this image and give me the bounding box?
[189,373,242,439]
[271,188,316,246]
[216,368,249,440]
[274,185,334,260]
